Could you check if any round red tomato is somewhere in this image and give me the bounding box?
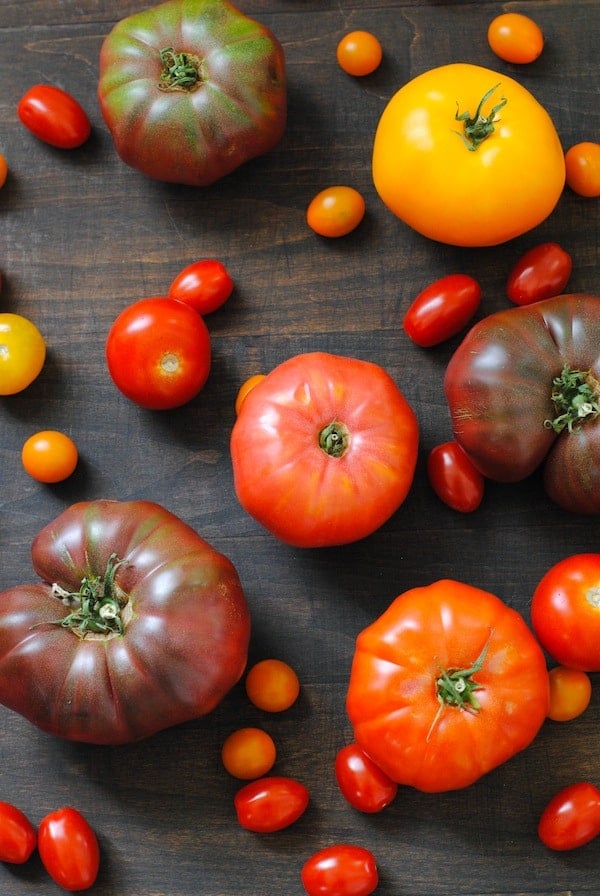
[531,553,600,671]
[427,441,485,512]
[0,801,37,864]
[234,777,309,833]
[403,274,481,347]
[106,297,211,410]
[17,84,90,149]
[346,580,549,792]
[506,243,572,305]
[538,783,600,851]
[335,743,398,813]
[230,352,419,547]
[301,844,378,896]
[38,807,100,891]
[168,259,234,315]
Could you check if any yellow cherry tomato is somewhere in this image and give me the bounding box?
[21,430,79,483]
[0,313,46,394]
[487,13,544,64]
[235,373,266,415]
[221,727,276,779]
[565,142,600,197]
[372,63,565,247]
[306,186,366,237]
[245,659,300,712]
[547,666,592,722]
[336,31,383,76]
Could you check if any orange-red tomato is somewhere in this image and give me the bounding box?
[336,31,382,76]
[21,430,79,483]
[235,374,266,416]
[547,666,592,722]
[306,186,365,237]
[565,142,600,197]
[245,658,300,712]
[0,154,8,189]
[487,13,544,64]
[221,727,276,779]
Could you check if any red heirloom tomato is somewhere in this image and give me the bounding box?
[106,296,211,410]
[17,84,91,149]
[403,274,481,347]
[427,441,485,513]
[234,777,309,833]
[346,580,549,792]
[168,259,234,314]
[98,0,286,186]
[444,294,600,514]
[38,807,99,891]
[506,242,572,305]
[0,500,250,744]
[230,352,419,547]
[0,801,37,864]
[301,845,378,896]
[335,743,398,813]
[538,783,600,851]
[531,553,600,671]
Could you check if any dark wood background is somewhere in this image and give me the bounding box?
[0,1,598,893]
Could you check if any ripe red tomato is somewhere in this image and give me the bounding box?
[538,783,600,851]
[403,274,481,347]
[221,727,277,780]
[301,844,378,896]
[168,259,234,315]
[38,807,100,891]
[565,141,600,197]
[21,430,79,483]
[0,801,37,864]
[306,186,366,237]
[17,85,90,149]
[547,666,592,722]
[336,31,383,76]
[245,658,300,712]
[531,554,600,671]
[106,297,211,410]
[506,242,572,305]
[234,777,309,833]
[487,13,544,64]
[427,441,485,513]
[335,743,398,813]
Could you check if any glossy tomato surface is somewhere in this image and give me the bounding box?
[38,807,100,891]
[346,580,549,792]
[0,500,250,744]
[427,441,485,513]
[372,63,565,246]
[168,259,234,314]
[547,666,592,722]
[0,312,46,395]
[335,743,398,813]
[336,31,383,76]
[21,430,79,483]
[404,274,481,347]
[301,845,378,896]
[531,553,600,671]
[444,294,600,513]
[234,777,309,833]
[230,352,419,547]
[105,297,211,410]
[538,783,600,851]
[306,186,366,237]
[98,0,286,185]
[565,141,600,197]
[487,13,544,64]
[0,801,37,864]
[506,243,572,305]
[17,84,90,149]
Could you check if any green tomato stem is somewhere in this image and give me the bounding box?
[454,83,507,151]
[159,47,202,91]
[50,553,128,639]
[544,365,600,434]
[319,421,350,458]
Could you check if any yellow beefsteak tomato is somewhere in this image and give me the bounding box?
[372,63,565,247]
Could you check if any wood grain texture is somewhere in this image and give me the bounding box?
[0,1,598,893]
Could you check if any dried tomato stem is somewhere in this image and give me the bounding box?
[544,365,600,434]
[159,47,202,91]
[454,83,507,151]
[319,421,350,458]
[49,553,127,639]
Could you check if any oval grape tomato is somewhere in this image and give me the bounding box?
[0,801,37,864]
[427,441,485,513]
[301,844,378,896]
[404,274,481,347]
[538,783,600,850]
[17,85,91,149]
[234,776,309,833]
[306,186,366,237]
[335,743,398,813]
[487,13,544,64]
[38,807,100,891]
[506,243,572,305]
[168,259,234,314]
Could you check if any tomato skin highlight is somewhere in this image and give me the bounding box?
[427,441,485,513]
[565,141,600,197]
[487,13,544,64]
[234,777,309,833]
[0,312,46,395]
[335,743,398,813]
[336,31,383,76]
[0,801,37,864]
[547,666,592,722]
[168,259,234,315]
[506,243,572,305]
[17,85,91,149]
[404,274,481,347]
[38,807,100,891]
[301,844,378,896]
[306,186,366,237]
[538,783,600,851]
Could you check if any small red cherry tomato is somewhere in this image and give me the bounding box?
[301,844,378,896]
[336,31,383,77]
[506,242,572,305]
[38,807,100,891]
[403,274,481,347]
[427,441,485,512]
[565,142,600,198]
[547,666,592,722]
[234,776,309,833]
[0,801,37,864]
[17,85,91,149]
[306,186,366,237]
[487,13,544,64]
[168,259,234,315]
[538,782,600,851]
[335,743,397,813]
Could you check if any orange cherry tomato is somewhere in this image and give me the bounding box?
[336,31,382,76]
[565,142,600,197]
[547,666,592,721]
[221,727,276,779]
[245,659,300,712]
[0,154,8,189]
[21,430,79,483]
[235,374,266,415]
[487,13,544,64]
[306,186,366,237]
[0,312,46,395]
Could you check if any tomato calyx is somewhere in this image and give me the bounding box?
[159,47,203,92]
[544,366,600,434]
[455,83,507,151]
[50,553,129,639]
[428,636,490,740]
[319,421,350,458]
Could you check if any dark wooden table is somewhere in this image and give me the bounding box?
[1,1,598,893]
